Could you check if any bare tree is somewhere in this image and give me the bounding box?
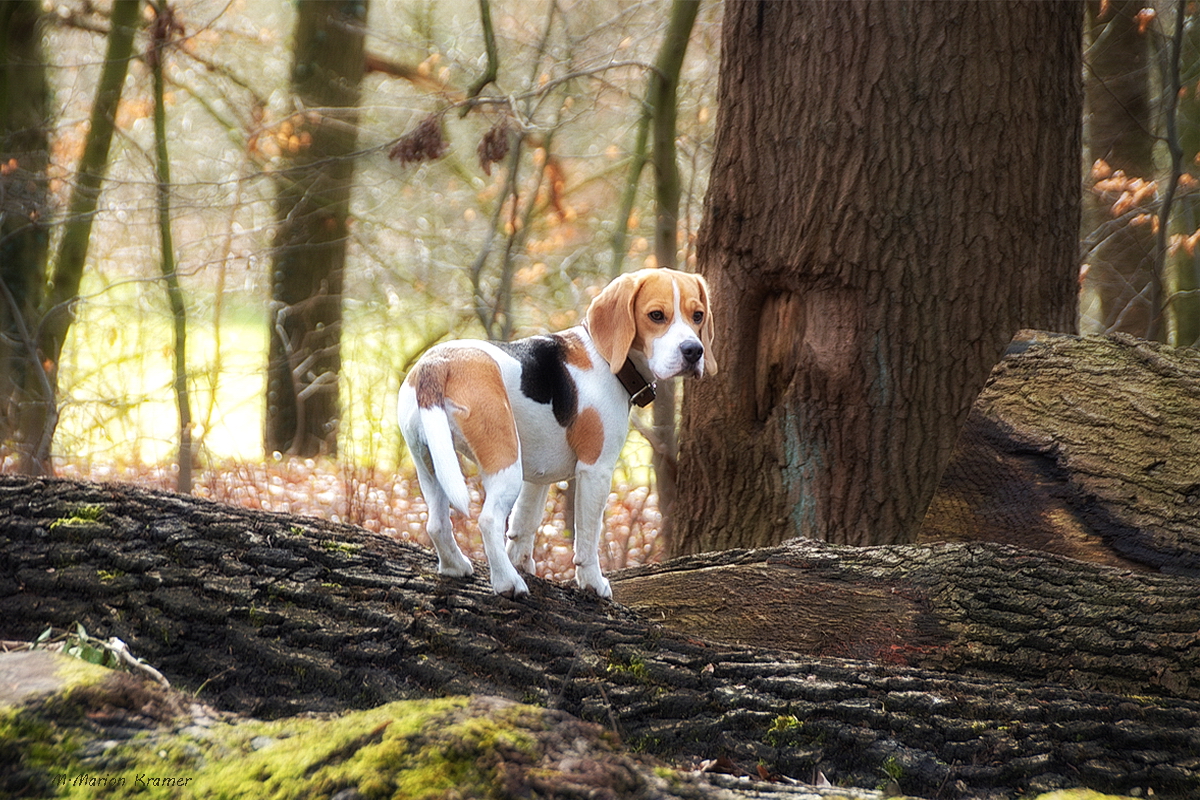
[1164,1,1200,346]
[1079,0,1158,338]
[149,1,193,492]
[604,0,702,548]
[265,0,368,458]
[0,1,51,460]
[9,0,142,475]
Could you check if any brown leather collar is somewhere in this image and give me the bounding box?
[616,358,655,407]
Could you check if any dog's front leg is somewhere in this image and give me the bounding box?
[506,481,549,575]
[572,469,613,599]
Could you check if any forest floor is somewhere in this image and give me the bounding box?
[50,457,666,585]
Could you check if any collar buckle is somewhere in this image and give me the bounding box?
[616,359,655,407]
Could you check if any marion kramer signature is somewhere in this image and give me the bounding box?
[53,773,195,789]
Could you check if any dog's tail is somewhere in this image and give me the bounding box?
[419,405,472,516]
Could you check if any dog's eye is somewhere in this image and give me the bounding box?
[649,310,667,323]
[692,311,705,325]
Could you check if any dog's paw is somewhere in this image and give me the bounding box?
[575,569,612,600]
[506,541,537,575]
[492,571,530,598]
[437,555,474,578]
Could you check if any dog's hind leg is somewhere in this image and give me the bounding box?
[506,481,549,575]
[413,454,473,578]
[479,463,528,597]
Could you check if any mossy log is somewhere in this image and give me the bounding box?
[2,476,1199,799]
[12,650,857,800]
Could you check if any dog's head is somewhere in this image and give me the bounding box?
[587,268,717,380]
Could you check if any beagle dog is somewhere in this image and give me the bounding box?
[398,268,716,598]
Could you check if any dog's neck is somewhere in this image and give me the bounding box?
[616,358,655,407]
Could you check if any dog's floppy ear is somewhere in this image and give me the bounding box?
[587,272,641,373]
[695,273,718,375]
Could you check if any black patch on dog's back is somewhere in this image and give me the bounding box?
[495,335,577,426]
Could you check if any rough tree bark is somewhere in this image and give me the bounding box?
[614,536,1200,699]
[265,0,367,458]
[674,1,1081,554]
[2,473,1199,799]
[921,331,1200,575]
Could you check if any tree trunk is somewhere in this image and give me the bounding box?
[674,1,1081,553]
[2,472,1199,798]
[648,0,700,549]
[265,1,367,458]
[1166,5,1200,347]
[0,0,50,456]
[614,535,1200,704]
[150,2,194,494]
[12,0,141,476]
[1079,0,1158,338]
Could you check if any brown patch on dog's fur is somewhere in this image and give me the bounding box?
[567,407,604,465]
[628,271,676,365]
[587,273,643,372]
[679,274,717,374]
[408,349,519,473]
[560,331,593,371]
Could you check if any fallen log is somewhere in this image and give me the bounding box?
[920,331,1200,575]
[612,536,1200,701]
[2,476,1198,799]
[7,649,894,800]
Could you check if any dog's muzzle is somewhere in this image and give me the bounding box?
[680,341,704,376]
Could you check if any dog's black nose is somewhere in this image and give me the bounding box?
[680,341,703,364]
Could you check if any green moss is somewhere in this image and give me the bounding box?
[200,696,548,800]
[627,734,662,753]
[202,698,449,799]
[320,540,361,554]
[764,713,800,746]
[49,651,116,690]
[605,653,650,683]
[49,504,105,530]
[0,655,117,795]
[7,676,557,800]
[881,755,904,783]
[1,711,72,766]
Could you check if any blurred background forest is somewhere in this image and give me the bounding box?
[0,0,1197,575]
